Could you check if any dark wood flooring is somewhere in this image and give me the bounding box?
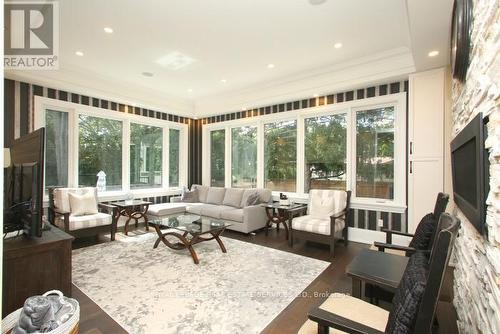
[71,224,458,334]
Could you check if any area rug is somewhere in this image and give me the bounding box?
[72,232,329,334]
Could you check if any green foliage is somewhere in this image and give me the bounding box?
[78,115,122,187]
[264,120,297,188]
[304,114,347,191]
[129,123,163,188]
[231,126,257,187]
[169,129,180,187]
[210,130,225,186]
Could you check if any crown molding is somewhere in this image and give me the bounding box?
[4,67,196,118]
[193,47,416,117]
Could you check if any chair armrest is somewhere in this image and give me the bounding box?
[380,228,414,243]
[52,208,70,216]
[308,307,385,334]
[374,241,418,255]
[331,210,347,220]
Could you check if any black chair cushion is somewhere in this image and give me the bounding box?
[407,213,435,256]
[385,251,428,334]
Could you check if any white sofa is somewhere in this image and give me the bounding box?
[148,185,272,234]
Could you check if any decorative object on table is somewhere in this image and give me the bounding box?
[96,171,106,192]
[279,193,290,206]
[176,214,201,224]
[2,290,79,334]
[48,187,117,241]
[450,0,472,81]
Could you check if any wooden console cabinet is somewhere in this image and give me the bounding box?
[2,227,73,317]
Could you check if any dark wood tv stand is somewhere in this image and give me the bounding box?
[2,226,73,317]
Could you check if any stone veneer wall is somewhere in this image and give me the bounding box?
[451,0,499,333]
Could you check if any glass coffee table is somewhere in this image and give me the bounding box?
[150,214,232,264]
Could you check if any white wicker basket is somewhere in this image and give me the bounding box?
[2,290,80,334]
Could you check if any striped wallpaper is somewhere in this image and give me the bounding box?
[4,78,409,232]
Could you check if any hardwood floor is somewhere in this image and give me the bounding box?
[71,224,458,334]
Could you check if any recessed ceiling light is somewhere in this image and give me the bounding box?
[241,107,247,111]
[313,93,319,98]
[221,79,227,83]
[267,63,275,69]
[428,50,439,57]
[75,51,84,56]
[104,27,113,34]
[334,42,343,49]
[187,88,193,93]
[142,71,154,77]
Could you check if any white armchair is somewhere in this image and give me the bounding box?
[48,187,117,241]
[290,189,351,257]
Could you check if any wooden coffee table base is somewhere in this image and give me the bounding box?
[152,225,227,264]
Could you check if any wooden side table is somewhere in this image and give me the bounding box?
[110,200,152,235]
[261,203,307,242]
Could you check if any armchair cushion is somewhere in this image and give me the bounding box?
[292,215,345,236]
[407,213,435,256]
[68,191,98,216]
[53,187,97,213]
[309,190,347,218]
[55,212,112,231]
[298,293,389,334]
[385,252,428,334]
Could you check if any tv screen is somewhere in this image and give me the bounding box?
[450,113,488,234]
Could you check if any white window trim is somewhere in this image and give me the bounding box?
[34,96,188,200]
[202,93,407,212]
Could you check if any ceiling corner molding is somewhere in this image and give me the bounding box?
[193,47,416,117]
[4,68,196,117]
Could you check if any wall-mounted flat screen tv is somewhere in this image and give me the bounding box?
[450,113,489,234]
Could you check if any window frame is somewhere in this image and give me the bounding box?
[202,93,406,212]
[34,96,188,201]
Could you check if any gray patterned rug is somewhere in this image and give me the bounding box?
[72,232,329,334]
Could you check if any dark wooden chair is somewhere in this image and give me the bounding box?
[298,213,460,334]
[373,192,450,256]
[48,187,117,241]
[290,190,351,258]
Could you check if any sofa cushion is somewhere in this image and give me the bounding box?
[221,209,244,223]
[240,189,258,208]
[55,212,112,231]
[246,192,260,206]
[201,205,234,219]
[185,203,205,215]
[206,187,226,205]
[148,203,187,217]
[291,215,345,236]
[191,184,209,203]
[222,188,244,208]
[257,189,272,204]
[181,189,198,203]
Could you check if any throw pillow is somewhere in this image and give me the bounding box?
[181,189,198,203]
[246,192,260,206]
[68,191,98,216]
[408,213,436,256]
[385,251,428,334]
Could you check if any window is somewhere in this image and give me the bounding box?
[78,115,123,191]
[304,114,347,192]
[231,126,257,188]
[355,107,395,199]
[169,129,180,187]
[45,110,68,189]
[264,120,297,192]
[210,130,225,187]
[130,123,162,189]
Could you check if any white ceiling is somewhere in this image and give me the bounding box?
[5,0,454,117]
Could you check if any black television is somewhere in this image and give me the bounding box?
[4,128,45,238]
[450,113,489,234]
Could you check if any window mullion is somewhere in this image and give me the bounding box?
[296,116,305,195]
[163,126,169,189]
[122,119,130,192]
